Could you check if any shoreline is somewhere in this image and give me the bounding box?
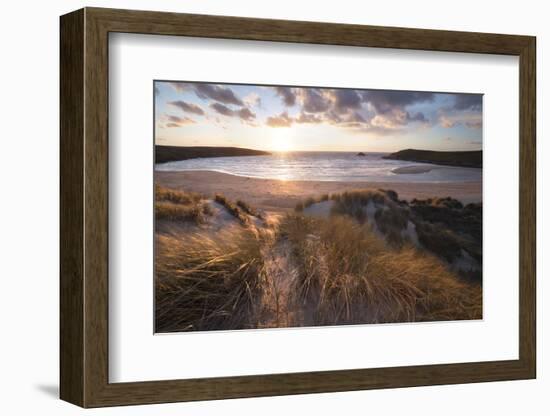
[155,170,482,213]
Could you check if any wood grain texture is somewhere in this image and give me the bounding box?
[59,7,537,408]
[59,8,84,406]
[518,38,537,376]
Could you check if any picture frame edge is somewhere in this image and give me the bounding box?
[59,7,537,408]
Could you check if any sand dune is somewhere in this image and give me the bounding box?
[155,170,482,214]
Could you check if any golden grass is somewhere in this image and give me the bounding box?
[154,186,482,332]
[296,189,482,272]
[155,227,266,332]
[279,214,481,326]
[155,184,201,205]
[215,194,249,224]
[236,199,263,219]
[154,201,205,223]
[295,189,395,214]
[155,185,210,224]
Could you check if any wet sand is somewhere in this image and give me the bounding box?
[156,170,482,213]
[391,165,434,174]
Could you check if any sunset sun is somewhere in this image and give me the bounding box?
[269,129,294,152]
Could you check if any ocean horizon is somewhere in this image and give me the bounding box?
[155,151,482,183]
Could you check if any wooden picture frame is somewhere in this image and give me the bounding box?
[60,7,536,408]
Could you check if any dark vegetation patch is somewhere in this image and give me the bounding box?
[384,148,482,168]
[278,214,482,326]
[295,189,482,281]
[410,197,482,266]
[374,206,410,247]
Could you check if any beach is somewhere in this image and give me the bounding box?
[155,170,482,214]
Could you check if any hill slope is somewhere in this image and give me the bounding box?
[156,145,270,164]
[384,149,482,168]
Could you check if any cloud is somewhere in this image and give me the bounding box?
[194,84,244,106]
[210,103,256,121]
[436,93,482,129]
[407,111,427,122]
[439,115,456,128]
[371,113,405,129]
[328,89,362,113]
[350,124,405,136]
[163,114,196,127]
[297,88,330,113]
[268,89,433,132]
[465,120,482,129]
[243,92,262,108]
[266,111,293,127]
[160,83,478,139]
[168,100,205,115]
[237,107,256,121]
[210,102,234,117]
[348,111,367,123]
[266,108,365,128]
[274,87,296,106]
[295,112,323,124]
[438,112,482,129]
[368,108,427,130]
[362,90,435,114]
[453,94,482,111]
[169,82,188,92]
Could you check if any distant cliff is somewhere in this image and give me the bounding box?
[156,146,271,164]
[384,149,482,168]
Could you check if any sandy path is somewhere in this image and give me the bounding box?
[156,170,482,214]
[258,239,298,328]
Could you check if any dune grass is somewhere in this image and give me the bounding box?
[155,201,206,223]
[155,184,201,205]
[236,199,264,220]
[155,185,210,225]
[278,214,481,326]
[155,227,266,332]
[155,186,482,332]
[214,194,251,224]
[295,189,482,278]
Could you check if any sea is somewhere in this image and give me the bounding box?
[155,151,482,183]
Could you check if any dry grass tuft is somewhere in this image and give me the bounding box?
[331,189,389,206]
[296,189,482,280]
[155,185,210,224]
[155,201,206,223]
[215,194,250,224]
[279,214,481,326]
[294,202,304,212]
[236,199,263,219]
[154,186,482,332]
[155,184,201,205]
[155,227,266,332]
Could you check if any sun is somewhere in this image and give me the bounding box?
[269,129,294,152]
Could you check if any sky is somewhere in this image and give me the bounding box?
[154,81,483,153]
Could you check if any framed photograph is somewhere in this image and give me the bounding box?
[60,7,536,407]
